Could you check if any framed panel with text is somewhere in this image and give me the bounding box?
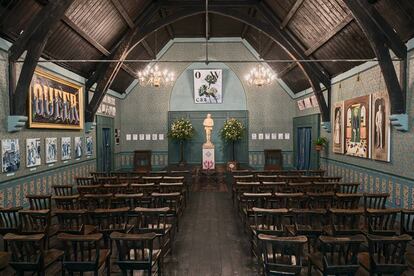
[193,69,222,104]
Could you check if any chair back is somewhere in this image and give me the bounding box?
[82,194,112,210]
[310,182,336,193]
[366,234,412,274]
[142,176,162,184]
[292,209,327,234]
[159,183,184,194]
[19,210,50,234]
[96,176,118,185]
[338,183,360,194]
[0,207,22,235]
[257,175,279,183]
[53,195,80,210]
[366,208,399,236]
[258,182,286,193]
[113,193,145,209]
[287,182,312,193]
[252,207,289,236]
[111,232,159,272]
[77,185,101,196]
[26,194,52,210]
[329,208,363,235]
[401,209,414,236]
[55,209,87,234]
[58,233,103,272]
[135,207,170,234]
[306,192,334,209]
[319,235,365,275]
[90,172,108,179]
[102,183,129,194]
[364,193,389,210]
[335,193,362,209]
[4,233,46,273]
[76,177,95,186]
[151,192,182,212]
[258,234,307,276]
[273,193,306,209]
[130,183,156,196]
[52,184,73,196]
[89,207,130,234]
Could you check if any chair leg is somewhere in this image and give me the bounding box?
[308,261,312,276]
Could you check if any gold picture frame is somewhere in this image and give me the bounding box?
[28,68,84,130]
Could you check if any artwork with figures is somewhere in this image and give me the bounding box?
[332,102,344,153]
[61,137,71,160]
[45,138,58,163]
[371,91,390,162]
[1,139,20,173]
[86,136,93,156]
[344,95,370,158]
[26,138,41,167]
[74,137,82,158]
[194,69,223,104]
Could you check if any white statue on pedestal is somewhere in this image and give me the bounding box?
[203,113,214,148]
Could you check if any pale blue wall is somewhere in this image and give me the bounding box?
[170,62,247,111]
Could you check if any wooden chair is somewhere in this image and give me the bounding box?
[358,234,412,276]
[77,184,102,196]
[306,192,335,209]
[232,175,255,202]
[233,182,260,206]
[142,176,163,185]
[113,193,145,209]
[287,208,327,252]
[337,182,360,194]
[287,182,312,193]
[130,183,156,207]
[96,176,118,185]
[272,193,306,209]
[111,232,162,276]
[250,207,289,259]
[258,181,286,193]
[81,193,112,210]
[258,234,307,276]
[366,208,400,236]
[4,233,63,276]
[118,176,141,185]
[58,232,110,276]
[162,176,184,183]
[401,209,414,237]
[102,183,129,194]
[239,193,272,228]
[135,207,172,257]
[75,176,95,186]
[335,193,362,209]
[149,171,168,176]
[0,207,22,250]
[308,235,366,276]
[19,209,57,248]
[26,194,52,210]
[257,175,279,183]
[52,195,80,210]
[54,209,96,235]
[90,171,108,179]
[151,192,183,232]
[89,207,133,249]
[310,182,337,193]
[51,184,74,196]
[328,208,364,236]
[364,193,389,210]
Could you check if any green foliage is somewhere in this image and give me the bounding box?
[314,136,328,146]
[168,118,195,141]
[220,118,245,142]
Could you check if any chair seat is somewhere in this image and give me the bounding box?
[44,249,64,268]
[0,252,9,270]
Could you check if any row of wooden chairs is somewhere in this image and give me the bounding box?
[79,175,187,185]
[233,174,341,184]
[232,169,326,177]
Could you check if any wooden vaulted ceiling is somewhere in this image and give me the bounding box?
[1,0,414,95]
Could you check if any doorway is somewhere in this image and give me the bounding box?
[96,116,114,172]
[296,127,312,170]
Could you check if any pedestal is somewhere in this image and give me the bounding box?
[202,143,215,170]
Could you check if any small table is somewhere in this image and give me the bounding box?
[198,168,219,185]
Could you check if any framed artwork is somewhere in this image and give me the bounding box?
[29,68,84,130]
[1,139,20,173]
[194,69,223,104]
[86,136,93,156]
[26,138,41,167]
[297,100,305,111]
[45,138,58,163]
[303,97,312,109]
[371,91,390,162]
[74,137,83,158]
[61,137,71,160]
[344,95,371,158]
[332,102,344,154]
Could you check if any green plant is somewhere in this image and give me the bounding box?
[220,118,245,161]
[314,136,328,146]
[168,118,195,141]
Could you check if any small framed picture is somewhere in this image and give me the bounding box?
[258,133,264,140]
[265,133,270,140]
[251,133,257,140]
[139,134,145,141]
[152,134,158,141]
[132,134,138,141]
[284,133,290,140]
[271,133,277,140]
[145,134,151,141]
[278,133,284,140]
[159,134,164,141]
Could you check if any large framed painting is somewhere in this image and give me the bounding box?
[332,101,344,154]
[1,139,20,173]
[371,91,390,162]
[194,69,222,104]
[344,95,371,158]
[29,68,84,130]
[26,138,41,167]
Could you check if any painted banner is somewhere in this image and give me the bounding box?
[194,69,223,104]
[29,69,84,129]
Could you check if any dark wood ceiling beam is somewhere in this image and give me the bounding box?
[9,0,73,116]
[281,0,304,29]
[85,2,160,122]
[159,0,259,8]
[241,8,256,39]
[159,8,174,39]
[261,39,274,58]
[344,0,406,115]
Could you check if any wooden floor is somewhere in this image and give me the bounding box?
[163,191,259,275]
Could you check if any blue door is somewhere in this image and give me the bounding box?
[296,127,312,170]
[102,128,112,172]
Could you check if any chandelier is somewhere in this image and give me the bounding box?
[245,65,277,87]
[137,64,175,87]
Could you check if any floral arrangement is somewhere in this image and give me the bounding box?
[220,118,245,142]
[168,118,195,141]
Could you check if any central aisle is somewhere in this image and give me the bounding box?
[164,191,259,275]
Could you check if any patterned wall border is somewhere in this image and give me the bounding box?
[321,157,414,208]
[0,159,96,207]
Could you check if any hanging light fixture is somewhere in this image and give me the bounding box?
[137,64,175,87]
[137,29,175,88]
[245,65,277,87]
